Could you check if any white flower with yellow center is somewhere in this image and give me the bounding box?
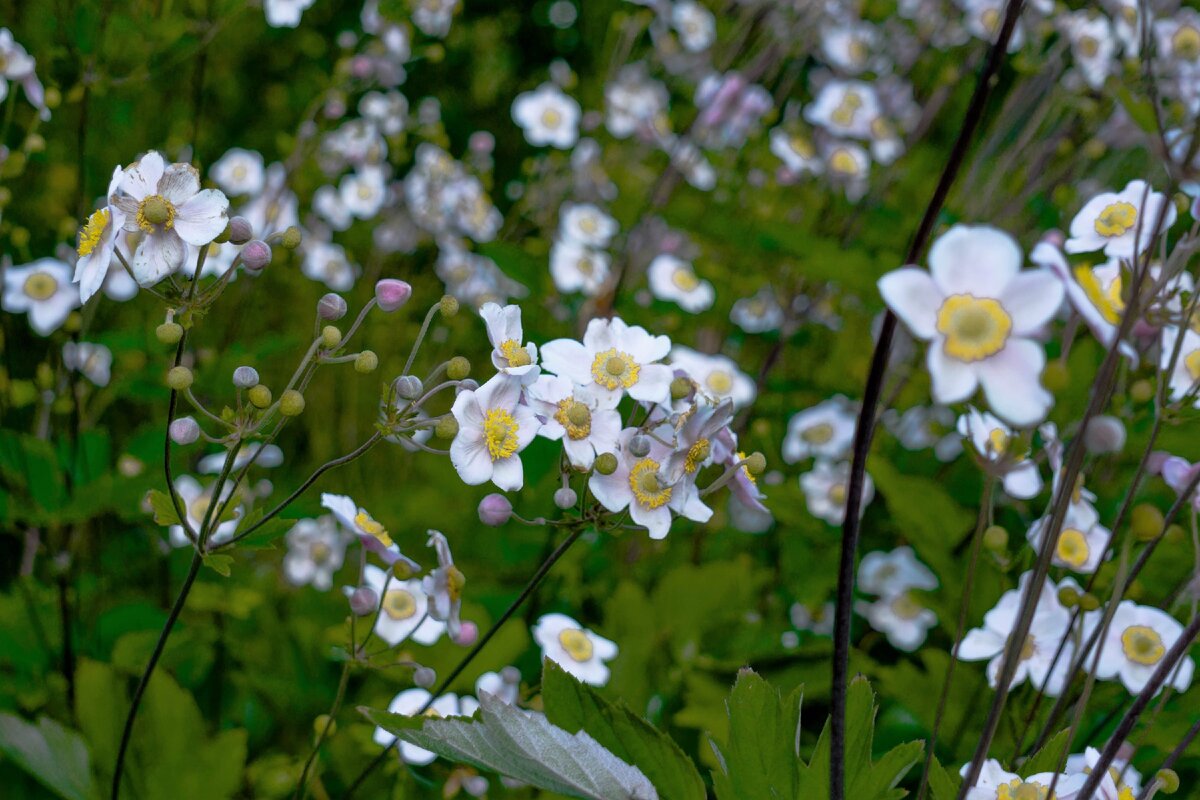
[858,546,938,597]
[111,151,230,286]
[671,0,715,52]
[804,80,881,140]
[1160,326,1200,407]
[769,127,822,177]
[1026,504,1110,574]
[957,408,1043,499]
[1061,12,1116,90]
[731,286,785,333]
[526,375,621,471]
[372,688,476,765]
[532,613,618,686]
[283,516,348,591]
[855,592,938,652]
[668,345,756,410]
[512,83,580,149]
[1066,180,1176,259]
[423,530,465,638]
[0,28,49,119]
[880,225,1063,425]
[783,397,858,463]
[321,492,421,573]
[1155,10,1200,62]
[339,165,389,220]
[559,202,618,248]
[479,302,540,381]
[302,241,360,291]
[647,254,715,312]
[661,399,735,486]
[957,571,1075,696]
[549,237,611,296]
[799,460,874,526]
[166,475,243,549]
[73,166,127,303]
[356,564,446,646]
[1088,601,1195,695]
[1032,242,1136,360]
[2,258,80,336]
[210,147,265,196]
[1068,747,1142,800]
[542,317,674,409]
[961,760,1084,800]
[820,21,878,75]
[449,373,541,491]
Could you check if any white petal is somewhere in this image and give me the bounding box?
[174,189,230,246]
[490,455,524,491]
[120,151,165,200]
[929,224,1021,297]
[160,164,200,204]
[975,338,1051,426]
[1000,270,1064,334]
[627,363,672,405]
[132,233,185,285]
[927,342,979,404]
[878,267,941,339]
[450,435,492,485]
[540,339,592,385]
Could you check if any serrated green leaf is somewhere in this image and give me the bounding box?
[710,668,803,800]
[1020,728,1071,778]
[146,489,184,527]
[202,554,234,577]
[928,755,962,800]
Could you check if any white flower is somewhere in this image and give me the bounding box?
[820,21,878,75]
[804,80,882,140]
[799,460,874,526]
[339,165,389,220]
[885,405,963,462]
[111,151,230,286]
[512,83,580,149]
[647,254,715,312]
[356,564,446,646]
[532,613,618,686]
[730,286,785,333]
[1087,601,1195,695]
[479,302,540,380]
[0,28,48,119]
[957,571,1076,696]
[412,0,460,37]
[74,167,128,302]
[1067,747,1142,799]
[449,373,540,491]
[1066,180,1176,259]
[1155,10,1200,63]
[422,530,464,638]
[783,397,857,463]
[660,399,735,486]
[197,443,284,474]
[791,601,835,636]
[264,0,316,27]
[957,408,1043,499]
[1160,325,1200,406]
[210,148,265,196]
[321,492,421,572]
[302,241,359,290]
[526,375,621,471]
[283,516,348,590]
[669,345,755,409]
[62,342,113,387]
[1062,12,1116,90]
[313,185,353,230]
[558,203,618,247]
[857,546,937,596]
[769,128,822,176]
[671,0,716,51]
[3,259,80,336]
[1027,504,1110,574]
[961,759,1084,800]
[1032,242,1133,359]
[879,224,1063,425]
[167,475,242,549]
[241,162,299,235]
[373,689,475,765]
[541,317,674,408]
[549,238,611,295]
[856,593,937,651]
[476,667,522,705]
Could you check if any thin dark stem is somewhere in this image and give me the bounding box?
[829,3,1025,797]
[111,550,203,799]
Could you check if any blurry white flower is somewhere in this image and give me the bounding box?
[885,405,963,462]
[957,408,1043,498]
[1066,180,1176,259]
[3,259,80,336]
[476,667,522,705]
[805,80,881,140]
[339,165,388,219]
[549,238,611,295]
[532,613,618,686]
[167,475,242,549]
[62,342,113,387]
[0,28,49,119]
[669,346,755,409]
[412,0,460,37]
[264,0,316,27]
[313,185,352,230]
[197,443,284,474]
[512,83,580,149]
[558,203,618,248]
[783,397,857,463]
[730,286,785,333]
[791,601,835,636]
[210,148,265,196]
[799,460,873,526]
[857,546,937,596]
[769,128,822,176]
[1062,12,1116,90]
[648,254,715,312]
[302,241,359,290]
[856,593,937,651]
[1027,504,1110,574]
[356,564,446,646]
[1160,325,1200,406]
[283,516,348,591]
[820,21,878,75]
[671,0,715,51]
[450,373,540,491]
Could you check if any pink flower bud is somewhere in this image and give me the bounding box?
[227,216,253,245]
[375,279,412,312]
[454,620,479,646]
[169,417,200,445]
[318,293,348,321]
[241,240,272,271]
[349,587,378,616]
[478,493,512,526]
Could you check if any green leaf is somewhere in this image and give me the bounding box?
[1020,729,1071,778]
[927,756,962,800]
[542,660,706,800]
[709,668,803,800]
[223,507,293,550]
[202,554,234,577]
[146,489,184,527]
[0,714,97,800]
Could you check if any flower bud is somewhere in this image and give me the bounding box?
[1156,768,1180,794]
[1083,415,1126,455]
[281,226,303,250]
[156,321,184,345]
[478,493,513,526]
[1040,360,1069,393]
[447,356,471,380]
[744,451,766,476]
[435,416,459,439]
[375,279,412,312]
[227,216,253,244]
[394,375,423,399]
[280,389,305,416]
[1131,503,1164,542]
[167,366,194,391]
[594,452,618,475]
[349,586,377,616]
[169,416,200,445]
[355,351,379,373]
[233,366,259,389]
[1129,379,1154,403]
[628,435,651,458]
[241,239,272,272]
[670,376,693,401]
[554,487,578,509]
[313,714,337,739]
[318,293,348,321]
[1057,586,1079,607]
[413,666,437,688]
[983,525,1008,551]
[439,295,460,317]
[321,325,342,349]
[248,384,272,409]
[1079,592,1101,611]
[454,620,479,646]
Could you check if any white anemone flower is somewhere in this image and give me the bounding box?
[111,151,230,286]
[167,475,243,549]
[1026,504,1110,574]
[957,571,1075,696]
[669,345,755,409]
[671,0,716,51]
[558,203,617,248]
[783,397,858,463]
[532,613,618,686]
[542,317,674,409]
[804,80,881,140]
[879,225,1063,425]
[476,667,522,705]
[283,517,348,591]
[74,167,127,302]
[857,546,938,596]
[1066,180,1176,259]
[423,531,464,638]
[1160,326,1200,406]
[1062,12,1117,90]
[321,492,421,573]
[479,302,539,381]
[730,286,785,333]
[549,238,611,295]
[210,148,265,196]
[302,241,359,291]
[264,0,317,27]
[799,460,874,526]
[769,128,822,177]
[3,259,80,336]
[961,760,1084,800]
[957,408,1043,499]
[356,564,446,646]
[526,375,621,471]
[856,593,937,652]
[512,83,580,149]
[1087,601,1195,695]
[62,342,113,387]
[1032,241,1135,359]
[647,254,715,312]
[339,166,389,220]
[449,373,540,491]
[1068,747,1142,799]
[373,689,476,765]
[660,399,735,486]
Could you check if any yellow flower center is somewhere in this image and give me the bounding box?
[540,108,562,128]
[1183,348,1200,381]
[987,427,1010,456]
[1173,25,1200,59]
[671,268,700,291]
[848,39,869,65]
[554,399,592,440]
[789,134,815,159]
[578,215,598,234]
[189,496,212,524]
[870,117,893,140]
[936,294,1012,362]
[557,628,594,662]
[890,593,924,620]
[231,164,248,180]
[576,256,595,275]
[483,408,521,461]
[310,541,331,564]
[354,511,394,547]
[382,589,417,620]
[446,565,466,602]
[1121,624,1166,666]
[1055,528,1091,569]
[1073,265,1124,324]
[629,458,672,509]
[828,482,846,504]
[829,147,861,176]
[77,208,110,257]
[996,778,1052,800]
[706,370,733,395]
[136,194,176,232]
[1078,36,1099,58]
[981,8,1001,33]
[801,422,835,445]
[22,272,59,301]
[1094,201,1138,238]
[499,339,532,368]
[683,438,711,473]
[830,91,863,127]
[591,348,641,391]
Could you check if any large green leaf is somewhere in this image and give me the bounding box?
[0,714,97,800]
[709,668,803,800]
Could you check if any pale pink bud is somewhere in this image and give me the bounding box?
[375,279,412,312]
[478,494,512,526]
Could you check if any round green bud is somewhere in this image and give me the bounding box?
[447,356,471,381]
[1156,768,1180,794]
[744,452,766,476]
[670,376,692,401]
[1129,379,1155,403]
[1057,586,1080,608]
[248,384,272,409]
[439,295,460,317]
[1165,523,1187,544]
[435,416,459,439]
[354,350,379,373]
[321,325,342,349]
[1079,592,1101,612]
[141,196,171,225]
[1041,360,1069,393]
[1131,503,1164,542]
[35,362,55,390]
[983,525,1008,551]
[279,389,305,417]
[313,715,337,739]
[166,366,194,391]
[156,322,184,345]
[594,452,618,475]
[281,226,303,250]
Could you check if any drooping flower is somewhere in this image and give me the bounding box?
[321,492,421,572]
[532,613,618,686]
[526,375,621,471]
[479,302,539,381]
[2,259,80,336]
[958,408,1043,499]
[1066,180,1176,259]
[1087,601,1195,695]
[879,225,1063,425]
[422,530,465,638]
[541,317,674,408]
[449,373,541,491]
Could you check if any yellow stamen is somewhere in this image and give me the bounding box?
[591,348,640,391]
[936,294,1012,362]
[683,438,710,473]
[135,194,176,233]
[483,408,521,461]
[558,628,594,662]
[77,208,110,257]
[1121,625,1165,665]
[629,458,672,509]
[22,272,59,301]
[1056,528,1091,569]
[354,511,394,547]
[554,399,592,440]
[1093,201,1138,238]
[382,589,417,620]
